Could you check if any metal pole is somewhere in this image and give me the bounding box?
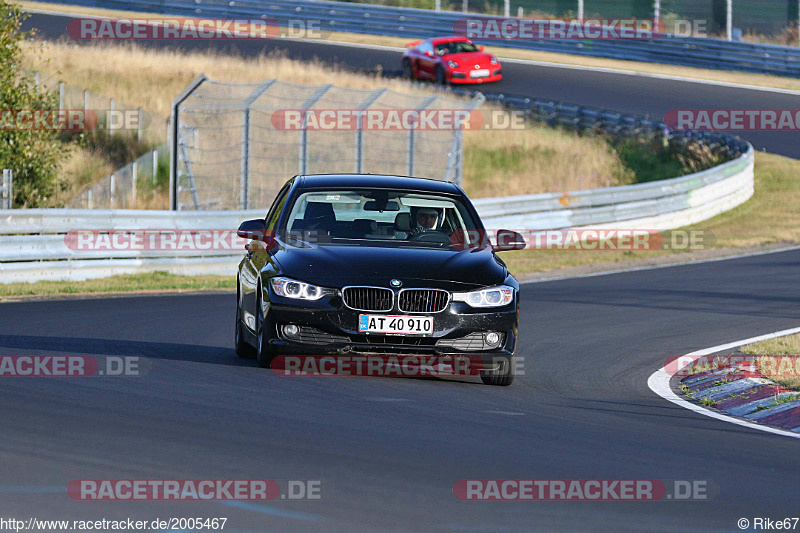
[137,107,143,142]
[726,0,733,40]
[354,88,386,174]
[34,71,40,88]
[298,84,333,175]
[407,95,438,177]
[462,0,467,13]
[435,0,440,11]
[132,161,137,207]
[170,74,208,211]
[110,174,116,208]
[153,149,158,185]
[239,80,276,210]
[2,169,8,209]
[83,89,88,119]
[88,189,93,209]
[517,6,523,17]
[653,0,660,21]
[504,0,509,18]
[577,0,584,20]
[58,82,64,113]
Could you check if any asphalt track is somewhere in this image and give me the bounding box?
[2,11,798,532]
[23,11,800,159]
[2,249,800,531]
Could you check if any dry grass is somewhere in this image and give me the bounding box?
[741,334,800,390]
[18,0,800,92]
[22,39,630,201]
[463,126,633,197]
[499,152,800,275]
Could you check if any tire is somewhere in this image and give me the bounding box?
[254,287,275,368]
[481,347,516,387]
[235,284,255,359]
[435,65,448,85]
[402,59,413,80]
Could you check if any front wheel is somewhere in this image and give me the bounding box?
[235,286,255,359]
[435,65,448,85]
[254,288,275,368]
[481,349,516,387]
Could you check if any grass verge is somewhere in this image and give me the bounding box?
[0,271,235,301]
[18,0,800,92]
[740,334,800,390]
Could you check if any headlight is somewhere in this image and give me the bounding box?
[452,285,514,308]
[270,277,334,301]
[490,56,498,65]
[448,60,459,68]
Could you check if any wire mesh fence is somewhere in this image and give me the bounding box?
[67,144,169,209]
[171,77,483,211]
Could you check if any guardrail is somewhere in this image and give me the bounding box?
[32,0,800,77]
[0,145,753,283]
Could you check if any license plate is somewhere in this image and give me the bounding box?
[470,69,490,78]
[359,314,433,335]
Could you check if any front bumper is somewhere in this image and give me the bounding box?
[264,299,518,369]
[449,68,503,84]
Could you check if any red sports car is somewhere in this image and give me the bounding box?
[402,36,502,84]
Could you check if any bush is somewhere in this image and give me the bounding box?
[0,1,68,207]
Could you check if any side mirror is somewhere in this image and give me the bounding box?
[424,50,434,57]
[494,229,526,251]
[237,219,277,250]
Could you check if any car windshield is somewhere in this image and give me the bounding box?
[282,189,485,249]
[435,40,479,55]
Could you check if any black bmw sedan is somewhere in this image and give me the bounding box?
[235,174,525,386]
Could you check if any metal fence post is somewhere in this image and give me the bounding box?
[435,0,440,11]
[153,149,158,185]
[239,80,276,210]
[2,169,10,209]
[726,0,733,40]
[407,95,438,177]
[132,161,137,207]
[83,89,89,118]
[653,0,660,21]
[444,93,484,185]
[503,0,509,18]
[170,74,208,210]
[88,189,93,209]
[137,107,143,142]
[34,71,40,88]
[577,0,584,20]
[298,84,333,175]
[110,174,116,208]
[58,82,64,113]
[354,88,386,174]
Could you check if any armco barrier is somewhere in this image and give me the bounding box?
[0,146,753,283]
[30,0,800,77]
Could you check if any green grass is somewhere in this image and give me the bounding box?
[0,271,235,300]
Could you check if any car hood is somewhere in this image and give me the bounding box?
[272,242,506,291]
[448,51,494,66]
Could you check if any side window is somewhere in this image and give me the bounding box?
[265,184,291,233]
[420,41,433,55]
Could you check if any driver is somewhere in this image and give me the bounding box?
[409,207,440,237]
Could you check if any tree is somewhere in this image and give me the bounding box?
[0,1,67,207]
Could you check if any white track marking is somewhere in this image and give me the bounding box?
[647,326,800,439]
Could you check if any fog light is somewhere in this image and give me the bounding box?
[284,324,300,338]
[484,332,501,348]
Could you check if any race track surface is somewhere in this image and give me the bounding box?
[2,249,799,531]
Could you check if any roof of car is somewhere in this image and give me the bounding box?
[297,174,462,194]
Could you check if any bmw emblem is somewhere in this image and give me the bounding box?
[390,279,403,288]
